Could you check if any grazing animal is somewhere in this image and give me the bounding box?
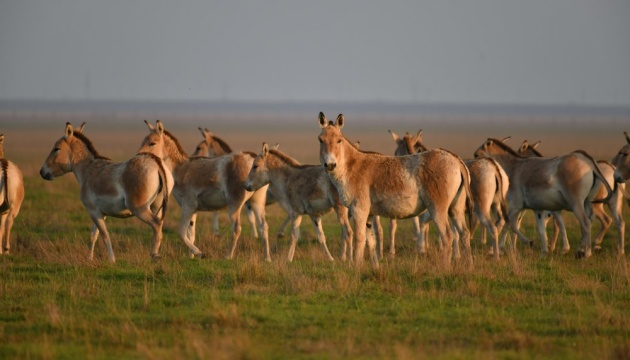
[520,140,625,255]
[138,120,271,261]
[0,134,25,255]
[191,127,276,239]
[39,123,172,262]
[612,132,630,184]
[244,142,353,261]
[474,138,613,258]
[318,113,473,268]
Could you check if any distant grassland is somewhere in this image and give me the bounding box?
[1,114,629,359]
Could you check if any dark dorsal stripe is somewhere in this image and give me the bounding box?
[73,132,111,160]
[212,135,232,154]
[0,159,9,213]
[268,149,318,169]
[486,138,522,158]
[524,144,543,157]
[164,130,188,158]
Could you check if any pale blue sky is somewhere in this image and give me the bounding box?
[1,0,629,106]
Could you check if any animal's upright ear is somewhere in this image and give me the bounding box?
[272,143,280,150]
[624,131,630,144]
[202,128,212,143]
[520,140,529,154]
[486,139,494,148]
[262,142,269,157]
[76,122,86,133]
[413,129,423,145]
[318,112,327,128]
[144,119,155,131]
[64,122,74,138]
[335,114,345,129]
[0,134,4,145]
[531,141,541,149]
[389,129,400,142]
[155,120,165,135]
[500,136,511,143]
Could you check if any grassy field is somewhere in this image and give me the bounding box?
[1,114,629,359]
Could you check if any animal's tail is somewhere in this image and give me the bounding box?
[139,152,169,222]
[486,158,509,222]
[573,150,615,204]
[0,159,10,214]
[446,149,475,231]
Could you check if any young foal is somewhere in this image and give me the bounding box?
[520,140,625,255]
[138,120,271,261]
[40,123,172,262]
[244,142,353,261]
[318,113,473,268]
[0,134,25,255]
[474,138,613,258]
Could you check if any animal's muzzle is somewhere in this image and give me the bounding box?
[244,183,254,192]
[324,162,336,173]
[39,168,53,181]
[614,174,625,183]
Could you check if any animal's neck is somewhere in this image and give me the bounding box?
[164,144,189,172]
[487,152,518,177]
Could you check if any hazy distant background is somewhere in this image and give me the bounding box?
[1,0,629,109]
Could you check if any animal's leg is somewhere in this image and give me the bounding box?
[245,202,259,239]
[277,215,291,239]
[592,204,611,252]
[90,216,116,263]
[334,206,353,262]
[312,215,334,261]
[249,194,271,262]
[417,211,432,254]
[389,218,397,257]
[550,212,570,254]
[534,212,549,256]
[178,207,203,258]
[478,210,500,260]
[430,208,454,268]
[226,204,244,260]
[287,215,302,262]
[88,224,100,261]
[212,211,220,237]
[573,204,593,259]
[404,215,421,259]
[352,207,376,268]
[134,208,164,260]
[608,188,625,255]
[365,218,379,268]
[373,215,384,259]
[0,214,7,254]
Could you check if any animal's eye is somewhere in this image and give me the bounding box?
[149,142,156,146]
[337,139,342,144]
[253,165,258,170]
[53,147,60,153]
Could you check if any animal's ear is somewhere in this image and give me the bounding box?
[262,142,269,157]
[413,129,423,144]
[144,120,156,132]
[486,139,493,148]
[272,143,280,150]
[64,122,74,138]
[625,131,630,144]
[76,122,86,133]
[353,141,361,149]
[501,136,511,143]
[520,140,529,153]
[155,120,165,135]
[202,128,212,143]
[0,134,4,145]
[318,112,327,128]
[335,114,345,129]
[531,141,541,149]
[389,129,400,142]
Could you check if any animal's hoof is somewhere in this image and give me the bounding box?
[196,252,206,259]
[265,257,272,263]
[575,250,586,259]
[151,255,162,262]
[529,241,535,249]
[277,233,285,239]
[594,246,602,254]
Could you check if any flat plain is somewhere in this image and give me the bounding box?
[0,112,629,359]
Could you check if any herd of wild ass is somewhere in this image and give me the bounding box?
[1,113,629,269]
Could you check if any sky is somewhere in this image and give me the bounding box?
[1,0,629,106]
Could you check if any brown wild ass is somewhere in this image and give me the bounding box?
[244,142,353,261]
[39,123,173,262]
[138,120,271,261]
[191,127,271,239]
[318,113,473,268]
[520,140,625,255]
[0,134,25,255]
[474,138,613,258]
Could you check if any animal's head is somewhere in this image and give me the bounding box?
[317,112,345,173]
[518,140,542,158]
[244,142,271,192]
[612,131,630,183]
[40,122,86,180]
[138,120,168,159]
[474,138,515,159]
[192,127,214,157]
[389,129,425,156]
[0,133,4,158]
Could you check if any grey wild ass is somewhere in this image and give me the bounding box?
[318,113,473,268]
[0,134,25,255]
[474,138,613,258]
[612,132,630,184]
[40,123,173,262]
[138,120,271,261]
[520,140,625,255]
[191,127,270,239]
[244,142,353,261]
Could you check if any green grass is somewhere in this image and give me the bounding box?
[2,123,630,359]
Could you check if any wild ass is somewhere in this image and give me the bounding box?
[40,123,172,262]
[520,140,625,255]
[191,127,274,239]
[244,142,353,261]
[474,138,613,258]
[138,120,271,261]
[318,113,473,268]
[612,132,630,184]
[0,133,25,255]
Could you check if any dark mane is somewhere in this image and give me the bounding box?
[487,138,522,157]
[211,135,233,153]
[164,130,188,158]
[342,136,383,155]
[267,149,317,169]
[74,132,110,160]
